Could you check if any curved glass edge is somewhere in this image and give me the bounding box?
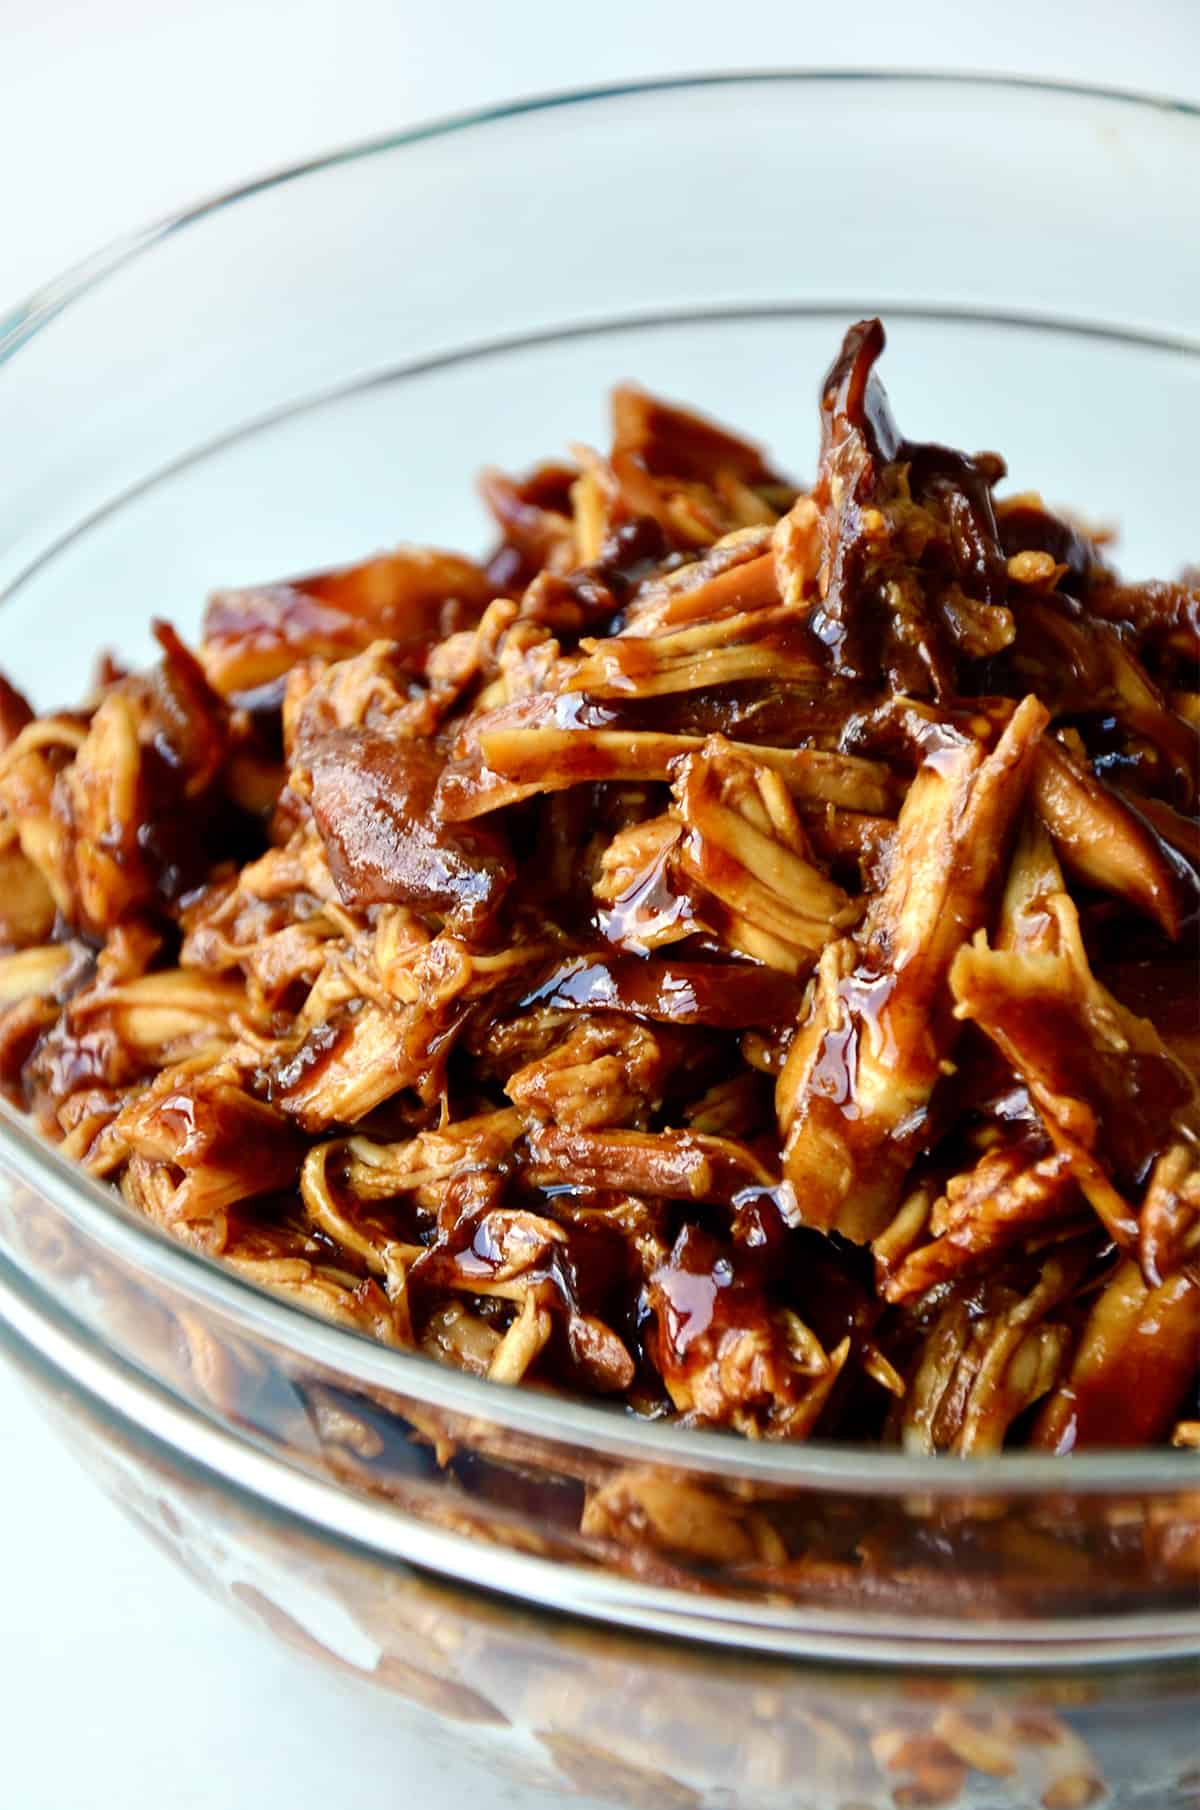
[1,1093,1195,1496]
[2,69,1198,365]
[3,1244,1197,1666]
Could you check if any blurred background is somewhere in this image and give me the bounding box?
[2,5,1197,1808]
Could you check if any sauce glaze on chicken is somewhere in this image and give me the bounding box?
[2,320,1197,1458]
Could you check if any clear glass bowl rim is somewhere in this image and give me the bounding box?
[1,70,1197,1497]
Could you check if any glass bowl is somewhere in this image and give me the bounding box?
[2,73,1198,1809]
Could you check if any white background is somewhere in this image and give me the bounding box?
[3,4,1198,1807]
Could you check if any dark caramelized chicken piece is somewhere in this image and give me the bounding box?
[202,548,494,694]
[306,728,513,936]
[646,1224,850,1438]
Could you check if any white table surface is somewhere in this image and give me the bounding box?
[2,5,1198,1806]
